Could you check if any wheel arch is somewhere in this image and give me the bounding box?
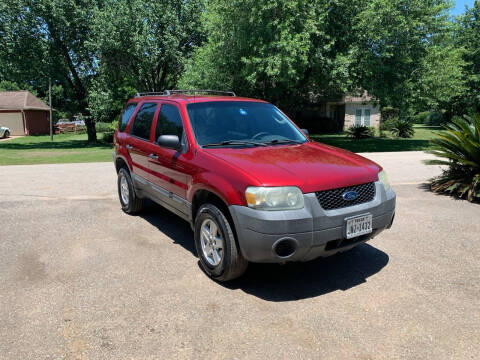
[115,156,130,173]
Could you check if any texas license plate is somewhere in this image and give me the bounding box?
[345,214,372,239]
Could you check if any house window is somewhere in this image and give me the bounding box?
[364,109,371,126]
[355,109,362,125]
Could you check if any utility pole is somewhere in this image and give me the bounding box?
[49,78,53,141]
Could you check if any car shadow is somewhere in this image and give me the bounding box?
[139,200,196,255]
[139,201,389,301]
[224,244,389,301]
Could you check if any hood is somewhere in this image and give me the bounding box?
[204,142,381,193]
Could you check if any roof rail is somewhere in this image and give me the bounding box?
[164,89,236,97]
[134,91,169,97]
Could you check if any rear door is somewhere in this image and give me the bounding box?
[126,102,159,182]
[148,102,190,210]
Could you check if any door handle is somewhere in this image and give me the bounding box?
[148,153,158,160]
[126,144,133,150]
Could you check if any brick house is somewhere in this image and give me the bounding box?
[325,91,381,130]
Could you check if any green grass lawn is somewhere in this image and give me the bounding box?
[0,133,113,165]
[310,125,443,153]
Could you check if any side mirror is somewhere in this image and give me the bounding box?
[157,135,181,151]
[301,128,309,137]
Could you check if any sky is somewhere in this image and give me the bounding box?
[451,0,475,15]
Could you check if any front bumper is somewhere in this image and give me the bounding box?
[229,181,396,263]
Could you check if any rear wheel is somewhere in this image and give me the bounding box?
[117,168,143,214]
[194,204,248,281]
[3,130,9,138]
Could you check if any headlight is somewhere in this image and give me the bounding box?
[378,170,391,191]
[245,186,304,210]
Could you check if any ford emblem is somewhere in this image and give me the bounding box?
[342,190,358,201]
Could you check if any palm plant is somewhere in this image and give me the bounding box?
[346,125,374,139]
[390,119,414,138]
[426,114,480,202]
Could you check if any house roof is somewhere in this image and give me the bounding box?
[343,90,378,104]
[0,91,51,111]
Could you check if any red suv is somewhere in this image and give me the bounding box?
[113,90,396,281]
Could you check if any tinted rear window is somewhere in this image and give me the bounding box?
[118,102,137,132]
[130,102,158,140]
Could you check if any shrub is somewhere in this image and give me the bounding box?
[95,122,111,133]
[102,131,114,144]
[390,119,414,138]
[381,107,399,122]
[346,125,374,139]
[381,116,398,131]
[414,111,445,126]
[426,114,480,202]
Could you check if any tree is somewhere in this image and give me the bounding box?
[89,0,205,122]
[179,0,363,114]
[457,0,480,113]
[352,0,454,115]
[0,0,99,142]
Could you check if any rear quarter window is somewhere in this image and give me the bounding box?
[118,103,138,132]
[130,102,158,140]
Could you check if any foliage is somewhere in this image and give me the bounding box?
[426,114,480,201]
[413,111,445,126]
[381,107,399,122]
[179,0,363,112]
[381,116,398,132]
[88,0,205,123]
[456,1,480,113]
[410,43,467,113]
[95,122,112,133]
[390,119,415,138]
[353,0,453,114]
[102,131,114,144]
[0,0,98,142]
[346,125,375,139]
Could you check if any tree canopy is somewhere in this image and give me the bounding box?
[1,0,479,140]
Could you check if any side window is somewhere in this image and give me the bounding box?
[155,104,184,141]
[118,103,137,132]
[355,109,362,126]
[130,102,158,140]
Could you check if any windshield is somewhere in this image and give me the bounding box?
[186,101,307,147]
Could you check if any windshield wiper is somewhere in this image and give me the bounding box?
[262,139,303,145]
[202,140,268,148]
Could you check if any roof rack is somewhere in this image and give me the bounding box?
[134,91,168,97]
[165,90,236,97]
[134,90,236,98]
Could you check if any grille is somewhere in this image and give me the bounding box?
[315,182,375,210]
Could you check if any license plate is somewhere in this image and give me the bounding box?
[345,214,372,239]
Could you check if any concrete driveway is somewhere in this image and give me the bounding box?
[0,152,479,359]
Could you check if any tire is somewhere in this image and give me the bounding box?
[117,168,144,214]
[194,203,248,281]
[3,130,9,138]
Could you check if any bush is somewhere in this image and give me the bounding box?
[381,106,399,121]
[102,131,114,144]
[426,114,480,202]
[346,125,374,139]
[381,117,398,131]
[413,111,444,126]
[95,122,111,133]
[390,119,414,138]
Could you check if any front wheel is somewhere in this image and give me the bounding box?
[117,168,143,214]
[194,204,248,281]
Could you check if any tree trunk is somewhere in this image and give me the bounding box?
[84,116,97,144]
